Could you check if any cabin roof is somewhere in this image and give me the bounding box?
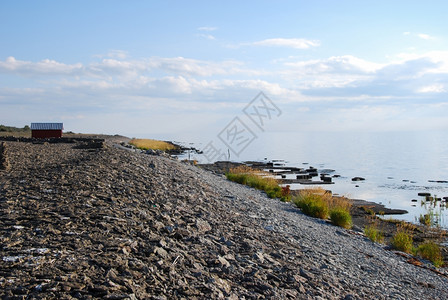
[30,123,64,130]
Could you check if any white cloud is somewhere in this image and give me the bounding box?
[403,31,437,40]
[197,34,216,40]
[197,26,217,31]
[96,50,129,59]
[252,38,320,49]
[417,33,436,40]
[2,50,448,135]
[0,56,84,75]
[418,84,446,93]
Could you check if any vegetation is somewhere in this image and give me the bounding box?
[330,207,352,229]
[293,189,330,219]
[0,124,30,132]
[391,225,414,253]
[418,196,442,227]
[364,223,384,243]
[360,206,375,216]
[418,214,432,226]
[129,138,177,151]
[0,124,31,137]
[225,166,290,201]
[417,241,444,267]
[292,188,352,228]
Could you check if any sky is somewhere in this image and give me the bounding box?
[1,0,448,143]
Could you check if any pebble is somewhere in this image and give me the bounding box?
[0,137,447,299]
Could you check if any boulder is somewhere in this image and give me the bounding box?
[351,177,365,181]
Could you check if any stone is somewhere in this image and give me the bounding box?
[0,142,11,171]
[195,219,212,233]
[351,177,365,181]
[0,136,447,300]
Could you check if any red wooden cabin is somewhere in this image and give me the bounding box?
[31,123,64,139]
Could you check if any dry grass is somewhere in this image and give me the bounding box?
[129,138,177,151]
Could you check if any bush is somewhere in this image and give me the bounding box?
[330,207,352,229]
[293,188,330,219]
[418,242,444,267]
[391,228,414,253]
[292,188,353,227]
[364,224,384,243]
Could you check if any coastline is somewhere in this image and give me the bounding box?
[1,134,447,298]
[198,160,448,253]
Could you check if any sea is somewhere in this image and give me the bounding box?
[175,130,448,229]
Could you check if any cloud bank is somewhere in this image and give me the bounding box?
[1,49,447,135]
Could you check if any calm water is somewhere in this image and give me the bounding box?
[181,130,448,228]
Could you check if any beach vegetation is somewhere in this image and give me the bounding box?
[391,225,414,253]
[293,189,329,219]
[364,223,384,243]
[418,214,431,226]
[226,166,289,201]
[292,188,352,228]
[417,241,444,267]
[330,207,352,229]
[361,206,376,216]
[129,138,177,151]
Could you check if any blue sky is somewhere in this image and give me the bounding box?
[1,0,448,141]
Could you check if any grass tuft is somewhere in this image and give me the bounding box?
[364,223,384,243]
[226,166,289,201]
[292,188,352,228]
[417,241,444,267]
[391,225,414,253]
[330,207,352,229]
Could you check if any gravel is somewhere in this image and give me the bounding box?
[0,138,447,299]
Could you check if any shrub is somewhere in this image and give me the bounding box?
[293,188,330,219]
[280,185,291,202]
[330,207,352,229]
[417,242,444,267]
[292,188,353,227]
[364,224,384,243]
[391,227,414,253]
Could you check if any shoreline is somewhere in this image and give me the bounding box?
[198,159,448,259]
[1,134,448,298]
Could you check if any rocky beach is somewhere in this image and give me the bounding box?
[1,136,448,299]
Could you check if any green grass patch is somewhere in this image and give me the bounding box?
[293,191,329,219]
[417,241,444,267]
[129,138,177,151]
[330,207,352,229]
[364,223,384,243]
[292,188,352,227]
[391,226,414,253]
[226,166,289,201]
